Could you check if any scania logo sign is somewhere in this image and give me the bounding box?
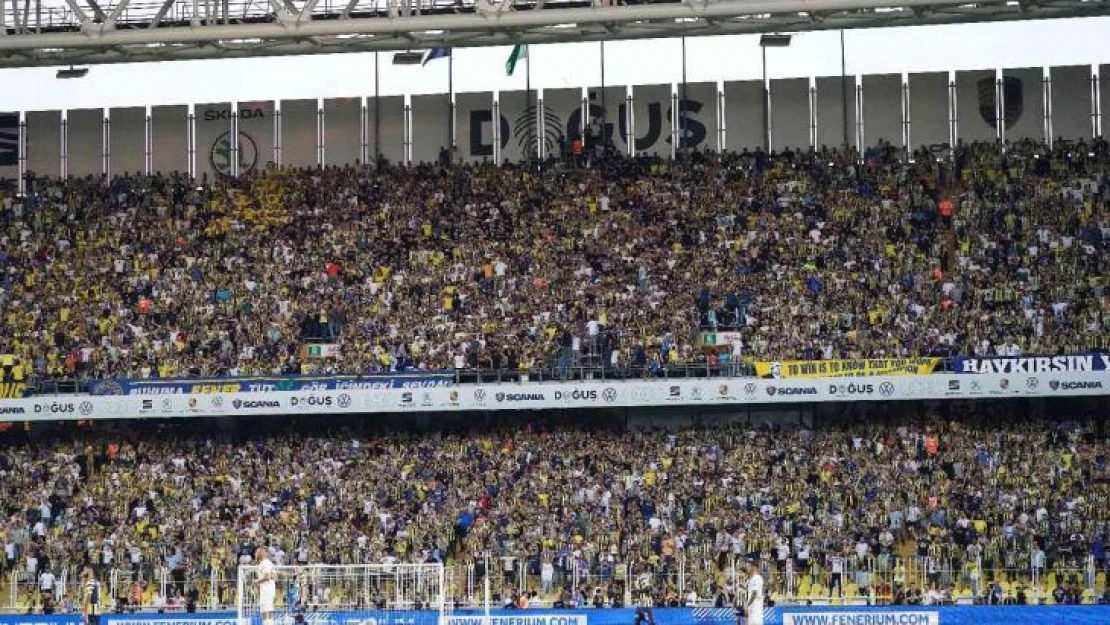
[232,399,280,410]
[767,386,817,397]
[496,392,545,402]
[1057,381,1103,391]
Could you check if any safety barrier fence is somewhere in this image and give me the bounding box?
[5,554,1104,614]
[4,605,1110,625]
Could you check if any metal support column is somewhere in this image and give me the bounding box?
[808,79,817,149]
[272,102,282,167]
[626,90,634,156]
[680,36,688,159]
[186,105,196,178]
[359,97,369,166]
[762,45,770,150]
[535,93,544,160]
[373,52,381,162]
[144,106,153,174]
[854,80,864,155]
[17,113,26,195]
[230,101,240,176]
[901,76,910,161]
[60,112,68,178]
[670,91,679,160]
[717,86,726,152]
[317,98,325,167]
[947,73,958,149]
[491,97,500,163]
[1043,70,1052,148]
[995,70,1005,146]
[102,110,110,176]
[1091,69,1101,139]
[840,29,849,154]
[403,100,412,165]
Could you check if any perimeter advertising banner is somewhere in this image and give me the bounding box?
[754,358,940,379]
[1,370,1105,422]
[63,605,1110,625]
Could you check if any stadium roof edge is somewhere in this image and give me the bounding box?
[0,0,1107,67]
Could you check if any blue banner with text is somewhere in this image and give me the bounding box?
[86,373,454,396]
[953,353,1110,375]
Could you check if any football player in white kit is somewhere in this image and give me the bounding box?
[256,547,276,625]
[743,560,765,625]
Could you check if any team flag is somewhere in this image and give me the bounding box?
[423,47,451,66]
[506,44,527,76]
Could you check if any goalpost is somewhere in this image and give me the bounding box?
[236,563,450,625]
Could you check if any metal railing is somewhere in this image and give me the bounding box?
[1,0,617,34]
[3,553,1108,613]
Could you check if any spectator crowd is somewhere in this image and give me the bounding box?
[1,409,1108,609]
[0,139,1105,386]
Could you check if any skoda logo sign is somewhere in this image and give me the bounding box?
[602,388,617,403]
[337,393,352,408]
[210,130,258,177]
[878,382,895,398]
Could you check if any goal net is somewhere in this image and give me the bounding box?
[237,563,450,625]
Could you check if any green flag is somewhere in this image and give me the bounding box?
[506,44,527,76]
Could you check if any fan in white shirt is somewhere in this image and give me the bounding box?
[255,547,276,625]
[743,561,764,625]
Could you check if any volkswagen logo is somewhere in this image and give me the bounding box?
[602,388,618,403]
[1025,377,1038,390]
[878,382,895,398]
[744,382,757,395]
[337,393,352,408]
[212,395,224,409]
[79,401,93,416]
[474,389,487,402]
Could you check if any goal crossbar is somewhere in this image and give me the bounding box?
[236,563,449,625]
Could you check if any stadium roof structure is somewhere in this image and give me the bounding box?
[0,0,1107,68]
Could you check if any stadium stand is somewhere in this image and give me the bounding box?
[0,140,1106,392]
[0,406,1108,612]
